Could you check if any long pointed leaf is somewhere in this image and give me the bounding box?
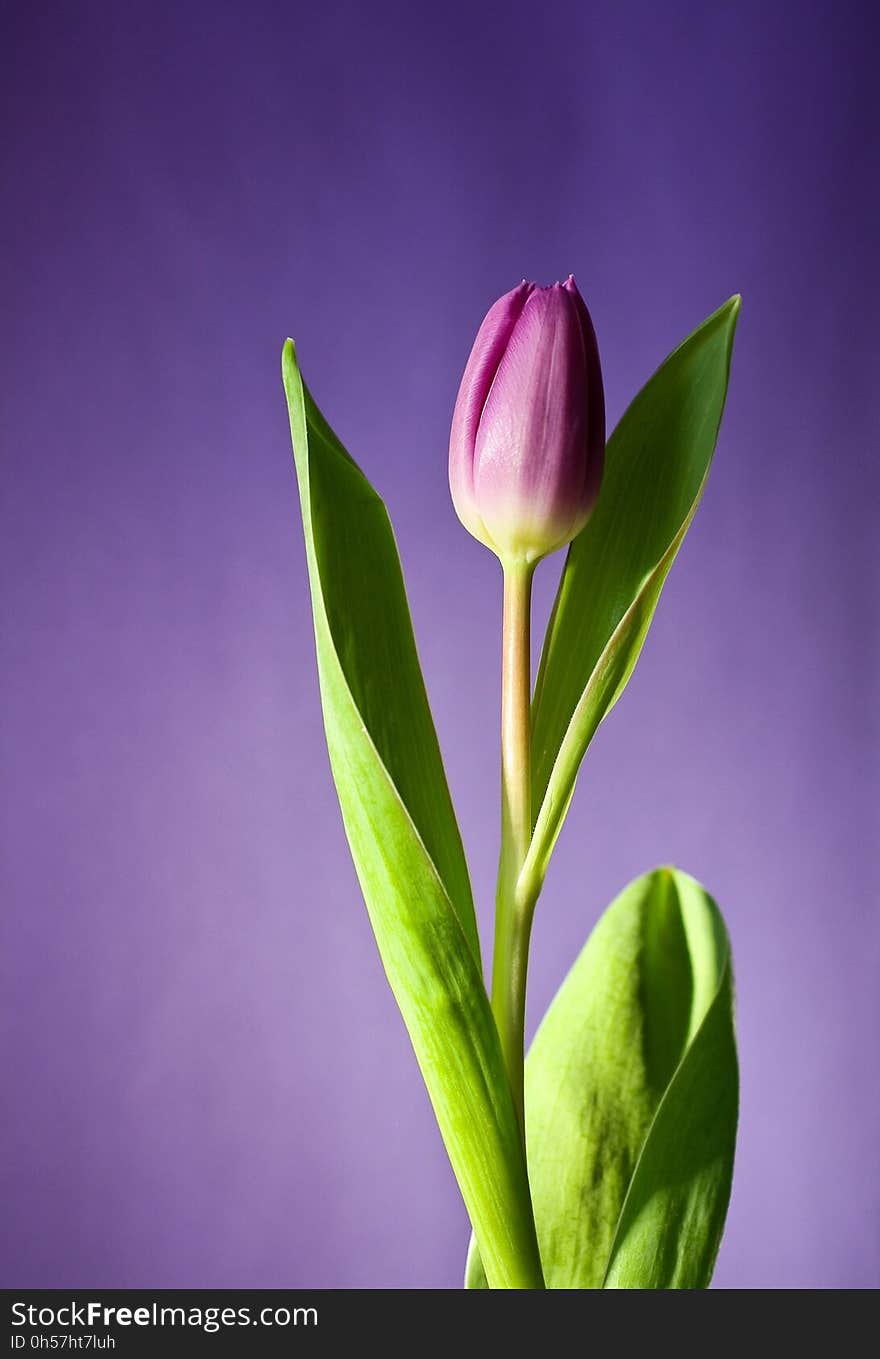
[283,343,543,1289]
[523,301,740,899]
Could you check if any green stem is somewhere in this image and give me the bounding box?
[491,561,536,1137]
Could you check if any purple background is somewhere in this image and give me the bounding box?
[2,0,878,1289]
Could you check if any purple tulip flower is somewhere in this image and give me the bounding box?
[449,277,605,564]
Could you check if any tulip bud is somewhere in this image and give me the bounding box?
[449,277,605,565]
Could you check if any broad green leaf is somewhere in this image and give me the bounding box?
[522,301,740,901]
[282,342,543,1290]
[466,867,738,1288]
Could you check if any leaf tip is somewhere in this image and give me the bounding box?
[701,294,741,364]
[713,294,742,333]
[281,337,299,382]
[653,863,680,893]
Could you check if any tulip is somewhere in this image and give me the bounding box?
[449,277,605,566]
[448,280,604,1125]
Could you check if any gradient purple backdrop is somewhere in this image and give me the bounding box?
[2,0,878,1289]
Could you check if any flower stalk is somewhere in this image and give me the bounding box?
[491,560,536,1137]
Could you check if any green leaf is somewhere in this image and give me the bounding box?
[466,867,738,1288]
[523,300,740,900]
[282,342,543,1290]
